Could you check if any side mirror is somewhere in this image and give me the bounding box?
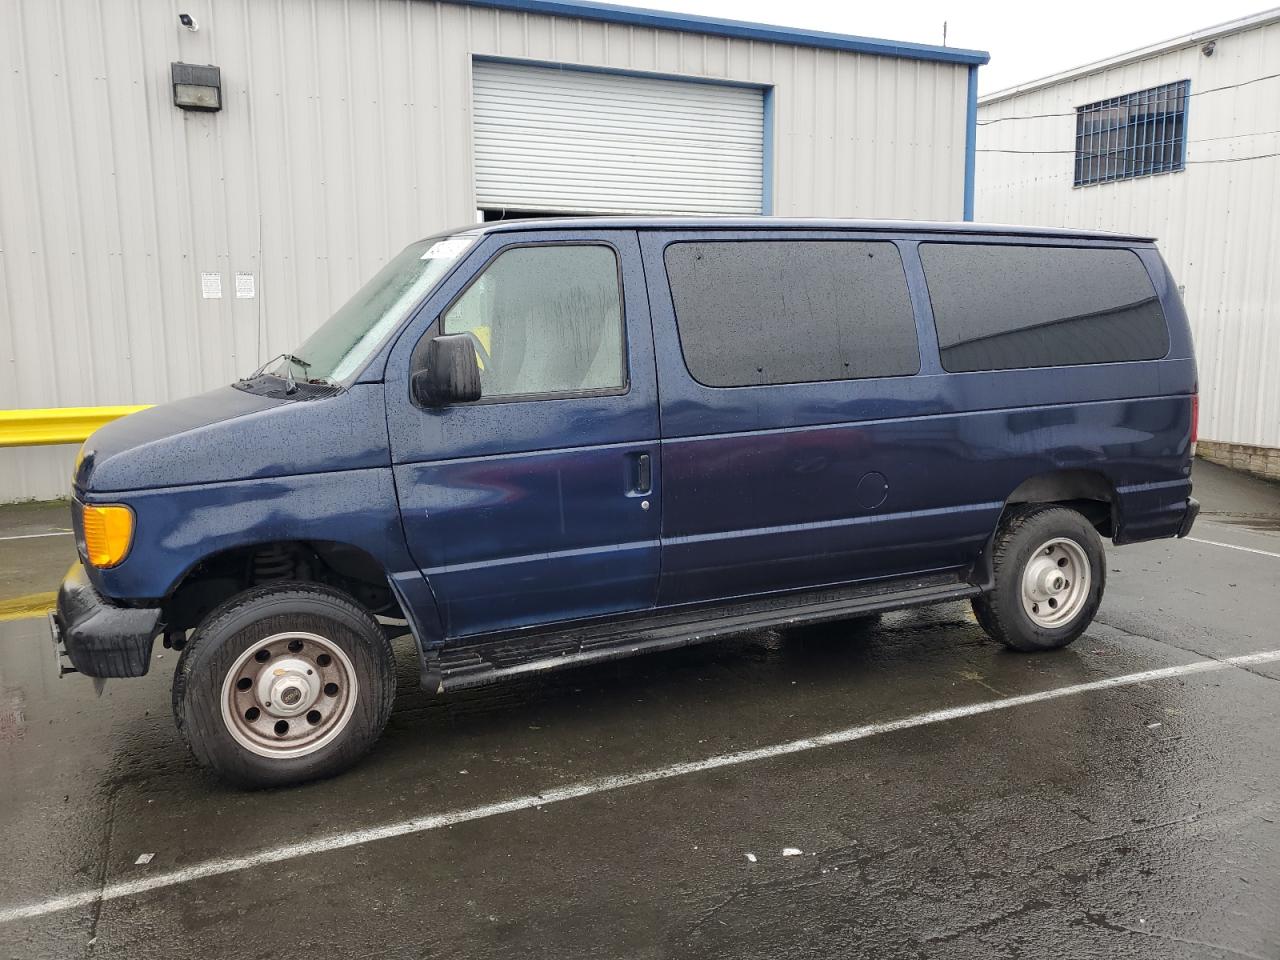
[411,334,482,406]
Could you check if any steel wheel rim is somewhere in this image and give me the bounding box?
[1020,537,1091,629]
[220,631,359,759]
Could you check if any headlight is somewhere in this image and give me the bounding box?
[81,504,135,568]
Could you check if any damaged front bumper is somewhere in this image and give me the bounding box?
[49,564,162,678]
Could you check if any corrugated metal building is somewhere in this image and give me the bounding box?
[976,10,1280,481]
[0,0,987,502]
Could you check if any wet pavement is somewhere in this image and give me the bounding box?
[0,501,72,607]
[0,460,1278,959]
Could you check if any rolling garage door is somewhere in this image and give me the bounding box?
[472,60,765,215]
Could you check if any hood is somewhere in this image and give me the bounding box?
[76,382,390,493]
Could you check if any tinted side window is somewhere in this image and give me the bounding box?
[442,244,625,398]
[920,244,1170,373]
[663,240,919,387]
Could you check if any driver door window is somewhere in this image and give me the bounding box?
[442,244,626,399]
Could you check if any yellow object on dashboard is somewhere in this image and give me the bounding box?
[81,504,135,568]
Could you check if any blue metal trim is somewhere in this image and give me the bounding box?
[761,87,775,215]
[458,0,990,65]
[473,53,768,89]
[1180,79,1191,169]
[963,65,977,221]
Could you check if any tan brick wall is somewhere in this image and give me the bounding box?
[1198,440,1280,481]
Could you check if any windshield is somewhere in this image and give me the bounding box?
[275,234,476,383]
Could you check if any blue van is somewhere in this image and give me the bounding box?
[51,217,1199,786]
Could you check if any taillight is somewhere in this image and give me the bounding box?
[1190,393,1199,458]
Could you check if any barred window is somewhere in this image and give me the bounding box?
[1075,81,1189,186]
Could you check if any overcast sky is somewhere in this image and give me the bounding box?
[624,0,1276,93]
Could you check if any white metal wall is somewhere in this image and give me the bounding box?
[0,0,971,502]
[473,61,764,215]
[976,14,1280,452]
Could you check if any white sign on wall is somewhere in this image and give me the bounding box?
[200,272,223,299]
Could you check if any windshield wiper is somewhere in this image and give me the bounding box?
[244,353,313,394]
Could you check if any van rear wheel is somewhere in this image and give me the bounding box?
[173,582,395,788]
[973,505,1105,652]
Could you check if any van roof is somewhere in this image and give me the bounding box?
[458,216,1156,244]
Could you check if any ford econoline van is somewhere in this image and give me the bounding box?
[52,217,1199,786]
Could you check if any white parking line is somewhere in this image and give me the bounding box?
[0,531,72,542]
[1185,537,1280,560]
[2,646,1278,927]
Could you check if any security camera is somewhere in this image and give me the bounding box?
[178,13,199,31]
[1202,40,1215,56]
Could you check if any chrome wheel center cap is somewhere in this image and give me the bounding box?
[257,657,320,717]
[1036,565,1066,596]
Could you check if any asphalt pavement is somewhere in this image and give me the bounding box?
[0,459,1277,959]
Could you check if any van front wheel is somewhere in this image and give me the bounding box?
[973,505,1106,652]
[173,582,395,787]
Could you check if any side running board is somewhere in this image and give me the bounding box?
[423,571,979,693]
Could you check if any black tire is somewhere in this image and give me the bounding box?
[173,582,395,788]
[972,505,1106,652]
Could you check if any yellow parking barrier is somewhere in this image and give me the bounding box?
[0,592,58,622]
[0,406,152,448]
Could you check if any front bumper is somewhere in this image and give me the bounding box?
[50,564,162,677]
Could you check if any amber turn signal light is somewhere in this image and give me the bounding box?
[81,504,135,568]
